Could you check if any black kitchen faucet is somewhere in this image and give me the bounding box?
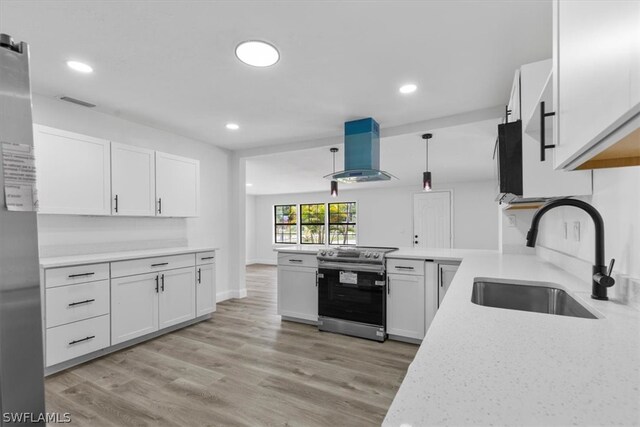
[526,198,615,300]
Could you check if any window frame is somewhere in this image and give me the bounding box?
[273,204,298,244]
[299,203,327,245]
[328,202,357,246]
[271,202,358,246]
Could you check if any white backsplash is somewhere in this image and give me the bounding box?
[536,166,640,306]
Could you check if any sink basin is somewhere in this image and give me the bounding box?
[471,278,598,319]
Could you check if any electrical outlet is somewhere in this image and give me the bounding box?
[573,221,581,242]
[507,214,517,228]
[563,222,568,239]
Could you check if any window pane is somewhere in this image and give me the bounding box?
[301,225,325,244]
[301,204,325,224]
[328,202,356,245]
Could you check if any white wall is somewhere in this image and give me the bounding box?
[32,94,237,300]
[499,207,536,255]
[246,194,257,264]
[249,179,498,264]
[537,166,640,296]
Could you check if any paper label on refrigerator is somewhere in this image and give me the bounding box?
[339,271,358,284]
[2,142,38,211]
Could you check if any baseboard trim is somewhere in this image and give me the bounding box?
[247,258,277,266]
[216,288,248,302]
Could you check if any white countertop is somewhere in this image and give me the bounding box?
[383,252,640,426]
[40,246,218,268]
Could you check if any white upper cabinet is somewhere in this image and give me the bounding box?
[155,152,200,217]
[519,60,592,198]
[111,142,156,216]
[34,125,111,215]
[553,0,640,169]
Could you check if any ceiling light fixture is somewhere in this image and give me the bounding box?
[235,40,280,67]
[330,147,339,197]
[245,183,253,187]
[422,133,433,191]
[66,60,93,73]
[226,123,239,130]
[399,83,417,94]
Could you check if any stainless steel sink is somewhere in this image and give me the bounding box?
[471,278,598,319]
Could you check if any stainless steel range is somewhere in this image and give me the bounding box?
[316,246,398,342]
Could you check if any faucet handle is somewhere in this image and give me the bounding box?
[607,258,615,277]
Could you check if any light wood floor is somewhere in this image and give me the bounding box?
[45,264,418,426]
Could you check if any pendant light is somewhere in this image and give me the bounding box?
[422,133,433,191]
[330,147,339,197]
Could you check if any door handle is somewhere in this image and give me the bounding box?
[439,267,443,287]
[387,277,390,294]
[155,275,159,293]
[161,273,165,292]
[158,197,162,214]
[114,194,118,213]
[540,101,556,161]
[198,268,201,284]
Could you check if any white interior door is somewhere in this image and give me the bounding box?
[413,191,452,249]
[111,142,156,216]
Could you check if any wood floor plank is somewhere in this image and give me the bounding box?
[45,264,418,426]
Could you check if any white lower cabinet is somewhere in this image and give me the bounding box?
[387,272,425,340]
[196,260,216,316]
[159,267,196,329]
[111,272,160,345]
[277,265,318,322]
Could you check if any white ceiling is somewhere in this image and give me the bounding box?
[246,118,501,195]
[1,1,551,150]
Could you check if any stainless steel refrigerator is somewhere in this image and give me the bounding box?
[0,33,46,425]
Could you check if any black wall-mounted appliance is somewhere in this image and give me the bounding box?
[497,120,523,200]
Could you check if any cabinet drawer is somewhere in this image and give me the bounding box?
[277,253,317,268]
[387,259,425,276]
[45,263,110,289]
[46,280,110,328]
[196,251,216,265]
[46,315,110,367]
[111,254,195,278]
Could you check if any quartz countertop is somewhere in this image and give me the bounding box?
[383,252,640,426]
[40,246,218,268]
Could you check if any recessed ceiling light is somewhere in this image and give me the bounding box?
[399,83,417,94]
[246,183,253,187]
[235,41,280,67]
[66,60,93,73]
[226,123,240,130]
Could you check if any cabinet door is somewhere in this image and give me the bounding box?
[387,273,425,340]
[111,142,156,216]
[554,0,640,169]
[424,261,438,333]
[196,263,216,316]
[34,125,111,215]
[438,264,459,307]
[159,267,196,329]
[155,152,200,217]
[277,266,318,322]
[111,273,159,345]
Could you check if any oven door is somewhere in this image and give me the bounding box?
[318,267,386,326]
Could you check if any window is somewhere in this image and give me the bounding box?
[329,202,357,245]
[274,204,297,244]
[300,203,326,244]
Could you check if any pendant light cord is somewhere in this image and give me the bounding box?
[425,138,429,170]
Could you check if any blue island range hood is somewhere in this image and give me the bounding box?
[325,118,396,183]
